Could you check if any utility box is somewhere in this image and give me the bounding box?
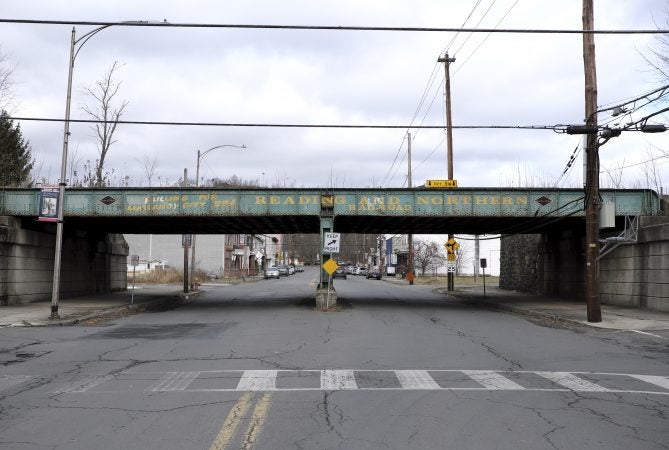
[600,202,615,229]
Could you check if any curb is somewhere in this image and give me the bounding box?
[436,288,592,329]
[14,290,200,327]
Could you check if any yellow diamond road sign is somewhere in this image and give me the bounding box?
[322,259,339,275]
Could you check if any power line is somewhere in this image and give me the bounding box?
[443,0,484,53]
[380,0,485,188]
[451,0,498,56]
[451,0,521,78]
[9,115,566,130]
[0,18,666,34]
[390,0,519,189]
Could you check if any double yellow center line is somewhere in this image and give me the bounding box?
[210,392,273,450]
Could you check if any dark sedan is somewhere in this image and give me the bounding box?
[332,267,347,279]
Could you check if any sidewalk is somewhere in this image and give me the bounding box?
[443,284,669,333]
[0,284,192,327]
[381,276,669,332]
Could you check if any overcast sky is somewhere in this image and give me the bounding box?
[1,0,667,192]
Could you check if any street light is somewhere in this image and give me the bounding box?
[190,144,246,289]
[50,21,157,319]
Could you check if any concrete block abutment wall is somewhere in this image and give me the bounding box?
[599,216,669,311]
[500,197,669,312]
[0,217,128,305]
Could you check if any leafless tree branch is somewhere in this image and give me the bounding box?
[81,61,129,187]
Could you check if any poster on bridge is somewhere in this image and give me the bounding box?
[37,186,59,222]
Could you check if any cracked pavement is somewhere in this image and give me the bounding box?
[1,268,668,449]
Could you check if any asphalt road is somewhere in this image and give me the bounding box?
[1,268,668,449]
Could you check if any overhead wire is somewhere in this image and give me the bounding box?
[8,116,567,129]
[451,0,498,57]
[1,18,666,34]
[382,0,492,188]
[409,0,520,183]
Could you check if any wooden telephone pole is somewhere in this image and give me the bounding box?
[583,0,602,322]
[438,53,456,291]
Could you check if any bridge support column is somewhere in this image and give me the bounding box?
[316,215,337,310]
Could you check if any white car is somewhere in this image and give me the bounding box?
[264,267,280,279]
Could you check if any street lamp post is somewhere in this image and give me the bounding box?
[190,144,246,290]
[50,22,154,319]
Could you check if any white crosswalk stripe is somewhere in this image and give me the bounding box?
[463,370,525,390]
[395,370,440,389]
[147,371,201,392]
[52,375,115,394]
[321,370,357,390]
[629,374,669,390]
[535,372,609,392]
[237,370,278,391]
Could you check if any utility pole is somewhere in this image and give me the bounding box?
[183,168,190,294]
[407,132,414,285]
[438,53,456,291]
[583,0,601,322]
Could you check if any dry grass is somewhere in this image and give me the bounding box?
[130,267,184,284]
[129,268,247,285]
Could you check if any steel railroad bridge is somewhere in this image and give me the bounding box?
[0,187,661,235]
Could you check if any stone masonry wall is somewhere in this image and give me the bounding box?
[0,217,128,305]
[499,234,541,293]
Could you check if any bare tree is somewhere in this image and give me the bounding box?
[454,241,472,276]
[413,240,445,276]
[137,155,159,187]
[602,159,626,188]
[642,147,665,193]
[81,61,128,187]
[0,47,15,111]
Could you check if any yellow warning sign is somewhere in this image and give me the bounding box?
[322,258,339,275]
[444,238,460,255]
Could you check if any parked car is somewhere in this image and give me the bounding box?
[366,268,382,280]
[288,265,295,275]
[332,267,347,279]
[346,265,357,274]
[275,265,289,277]
[356,267,367,276]
[295,265,305,272]
[264,267,280,279]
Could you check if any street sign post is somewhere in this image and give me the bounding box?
[321,258,339,310]
[480,258,487,298]
[323,232,341,253]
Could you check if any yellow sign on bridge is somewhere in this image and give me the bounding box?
[425,179,458,188]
